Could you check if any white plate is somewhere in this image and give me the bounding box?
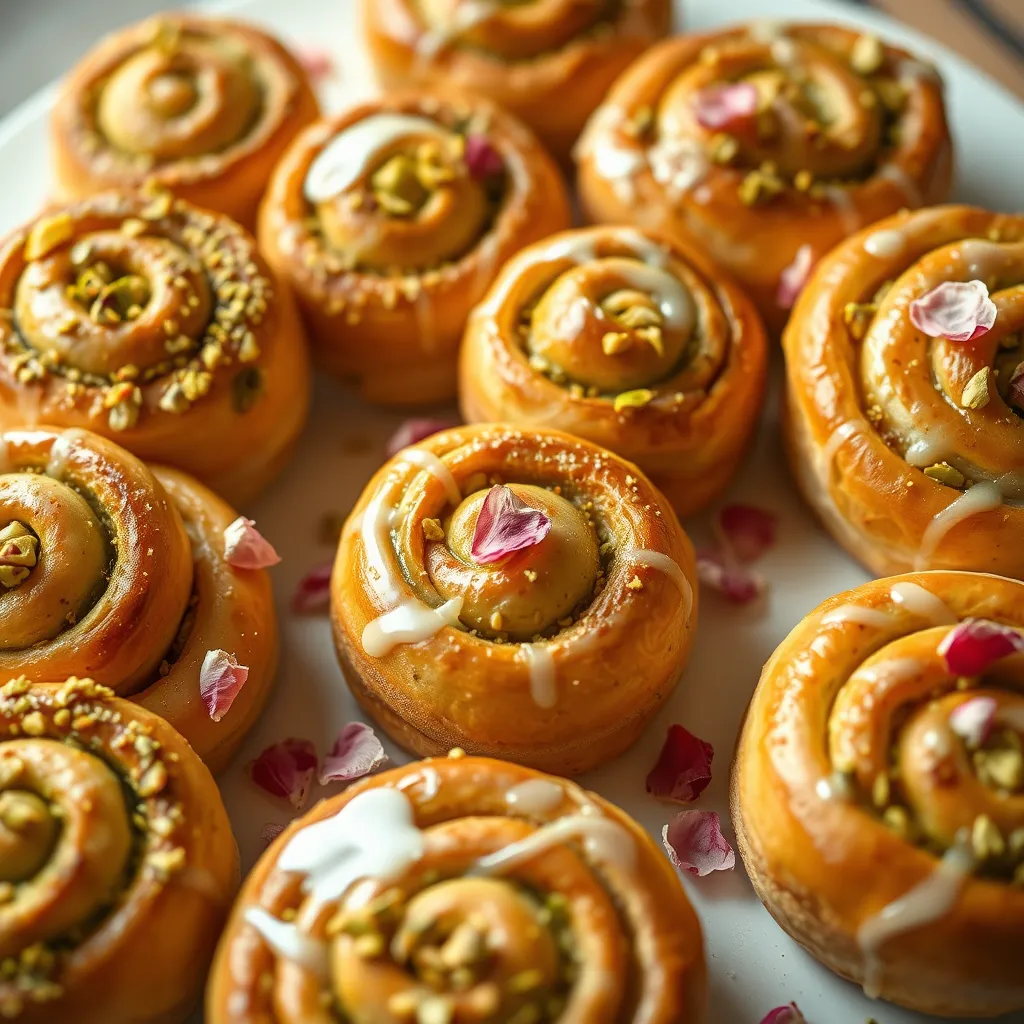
[2,1,1022,1022]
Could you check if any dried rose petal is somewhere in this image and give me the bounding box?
[910,280,997,342]
[470,485,551,564]
[465,135,504,180]
[760,1004,807,1024]
[692,82,759,130]
[777,244,814,309]
[938,618,1024,675]
[248,738,318,809]
[716,504,778,563]
[1010,363,1024,411]
[296,45,335,82]
[319,722,388,785]
[260,822,285,846]
[696,549,765,605]
[292,561,333,613]
[385,418,454,458]
[199,649,249,723]
[948,695,998,748]
[646,725,714,803]
[662,810,736,876]
[223,516,281,570]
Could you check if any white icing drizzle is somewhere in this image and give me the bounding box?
[863,228,907,259]
[362,598,464,658]
[243,908,329,977]
[898,58,942,86]
[889,582,957,625]
[822,420,865,468]
[575,105,646,204]
[859,657,925,687]
[417,0,496,58]
[822,605,894,628]
[877,163,923,208]
[905,425,954,467]
[519,644,557,709]
[623,549,694,623]
[606,262,695,333]
[816,772,854,802]
[821,185,862,236]
[473,814,634,875]
[45,428,90,479]
[770,37,799,66]
[857,846,975,1000]
[305,114,447,203]
[647,137,709,198]
[957,238,1006,281]
[505,779,565,816]
[916,482,1003,569]
[400,449,462,506]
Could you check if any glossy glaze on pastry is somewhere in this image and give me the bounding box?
[363,0,672,163]
[577,22,953,333]
[0,676,238,1023]
[51,13,320,228]
[259,93,571,404]
[330,425,697,774]
[0,189,310,505]
[460,226,768,516]
[783,205,1024,579]
[733,571,1024,1017]
[0,427,278,771]
[207,754,706,1022]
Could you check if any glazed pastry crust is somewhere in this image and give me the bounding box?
[330,425,697,775]
[459,226,768,516]
[362,0,672,162]
[782,205,1024,580]
[50,13,320,228]
[732,571,1024,1018]
[577,23,953,334]
[207,755,706,1023]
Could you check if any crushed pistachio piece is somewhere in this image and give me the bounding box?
[523,570,538,583]
[923,462,965,489]
[24,214,73,261]
[353,932,386,958]
[975,747,1024,791]
[961,368,992,410]
[739,166,785,206]
[872,772,890,808]
[489,611,503,632]
[613,389,655,413]
[971,814,1005,860]
[881,805,910,838]
[0,523,39,590]
[626,575,643,591]
[843,301,876,341]
[709,132,739,165]
[793,169,814,192]
[601,332,632,356]
[851,34,885,76]
[416,995,454,1024]
[422,518,445,543]
[158,382,191,414]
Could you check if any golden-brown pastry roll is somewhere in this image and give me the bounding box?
[0,676,238,1023]
[330,424,697,775]
[783,205,1024,580]
[362,0,672,163]
[0,188,310,505]
[258,93,571,405]
[460,225,768,516]
[0,427,278,772]
[733,571,1024,1017]
[50,13,320,228]
[577,22,953,334]
[207,754,707,1023]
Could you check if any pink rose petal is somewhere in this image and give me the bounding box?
[1010,363,1024,411]
[292,561,333,613]
[715,504,778,563]
[470,485,551,564]
[910,280,997,342]
[948,695,998,748]
[385,418,455,458]
[777,244,815,309]
[319,722,388,785]
[199,649,249,723]
[248,738,318,809]
[646,725,714,803]
[296,45,335,82]
[465,135,504,180]
[223,516,281,570]
[938,618,1024,675]
[662,810,736,877]
[696,549,765,605]
[260,822,285,846]
[692,81,759,130]
[761,1004,807,1024]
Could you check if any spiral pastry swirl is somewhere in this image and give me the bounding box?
[259,94,570,405]
[50,14,320,228]
[733,571,1024,1016]
[460,226,768,516]
[208,754,706,1023]
[783,205,1024,580]
[0,676,237,1023]
[363,0,672,163]
[331,425,696,774]
[0,189,310,504]
[0,427,278,771]
[576,22,953,334]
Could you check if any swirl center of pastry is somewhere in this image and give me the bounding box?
[146,70,200,119]
[0,789,59,882]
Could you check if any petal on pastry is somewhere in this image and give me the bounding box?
[715,504,778,563]
[248,738,318,809]
[646,725,714,803]
[760,1004,807,1024]
[948,695,998,748]
[295,45,335,82]
[223,516,281,569]
[938,618,1024,675]
[777,244,815,309]
[470,485,551,564]
[1009,362,1024,411]
[385,418,455,457]
[199,649,249,722]
[292,561,333,613]
[696,549,765,604]
[662,810,736,876]
[692,82,759,129]
[319,722,389,785]
[465,135,505,180]
[910,280,997,342]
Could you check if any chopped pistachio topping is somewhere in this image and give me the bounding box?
[422,518,445,543]
[971,814,1005,861]
[961,368,992,410]
[708,133,739,165]
[843,301,876,341]
[613,389,655,413]
[851,34,885,76]
[975,746,1024,791]
[24,214,73,262]
[0,522,39,590]
[739,165,785,206]
[923,462,965,489]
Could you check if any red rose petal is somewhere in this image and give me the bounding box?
[692,82,759,130]
[470,485,551,564]
[715,504,778,563]
[319,722,388,785]
[948,695,998,748]
[260,822,285,846]
[761,1004,807,1024]
[646,725,714,803]
[223,516,281,570]
[292,561,333,614]
[777,244,815,310]
[199,649,249,723]
[296,45,335,82]
[662,810,736,877]
[248,738,318,809]
[465,135,504,180]
[385,418,455,458]
[938,618,1024,675]
[696,549,765,605]
[910,280,997,342]
[1009,363,1024,411]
